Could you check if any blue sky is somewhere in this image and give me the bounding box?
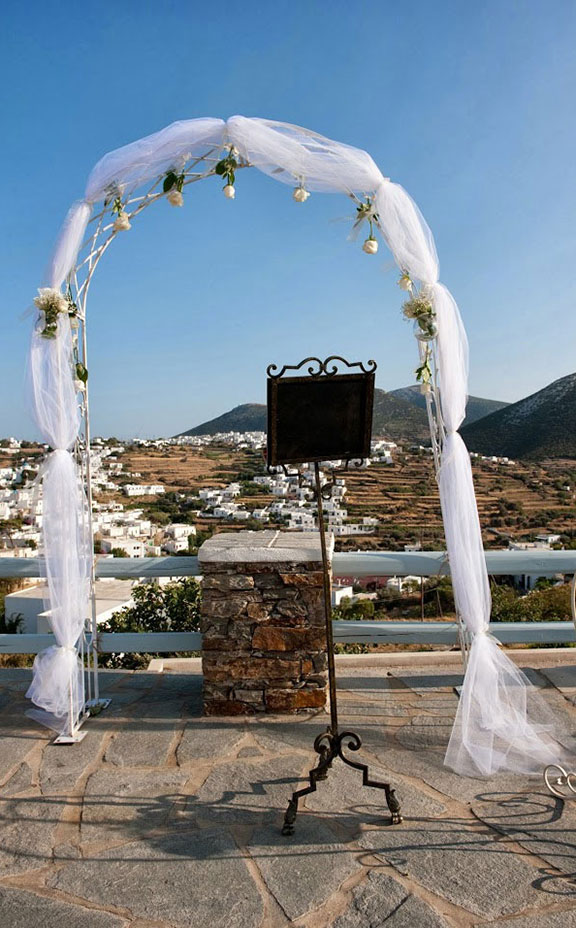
[1,0,575,438]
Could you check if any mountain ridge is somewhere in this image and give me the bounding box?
[390,385,509,426]
[176,390,431,442]
[177,385,503,443]
[460,373,576,460]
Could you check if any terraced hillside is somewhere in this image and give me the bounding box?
[339,450,576,550]
[112,445,576,552]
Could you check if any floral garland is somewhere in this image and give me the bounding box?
[33,148,436,405]
[396,274,438,385]
[34,287,77,339]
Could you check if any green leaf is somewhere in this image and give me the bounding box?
[163,171,177,193]
[75,362,88,383]
[215,161,226,175]
[228,170,235,185]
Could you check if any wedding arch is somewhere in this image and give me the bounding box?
[27,115,571,775]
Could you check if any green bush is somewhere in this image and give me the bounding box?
[99,577,201,669]
[491,582,571,623]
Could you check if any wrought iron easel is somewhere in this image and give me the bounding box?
[266,357,403,835]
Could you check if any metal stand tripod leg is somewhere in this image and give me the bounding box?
[282,463,403,836]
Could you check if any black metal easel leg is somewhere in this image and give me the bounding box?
[281,727,403,835]
[281,463,403,836]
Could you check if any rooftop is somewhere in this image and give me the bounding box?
[1,653,576,927]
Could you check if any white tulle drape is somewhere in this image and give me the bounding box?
[27,311,91,734]
[28,115,572,772]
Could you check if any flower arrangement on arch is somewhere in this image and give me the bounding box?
[215,147,239,199]
[399,277,438,383]
[354,197,379,254]
[34,288,73,339]
[163,170,186,207]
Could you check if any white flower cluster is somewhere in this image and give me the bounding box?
[33,288,68,314]
[293,186,310,203]
[113,212,131,232]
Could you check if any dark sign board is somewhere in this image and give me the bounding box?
[267,364,375,467]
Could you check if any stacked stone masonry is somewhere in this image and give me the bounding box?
[199,531,331,715]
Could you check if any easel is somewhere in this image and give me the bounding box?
[266,357,403,835]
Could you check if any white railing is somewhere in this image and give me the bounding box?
[1,549,575,655]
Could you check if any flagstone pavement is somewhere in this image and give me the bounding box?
[1,656,576,928]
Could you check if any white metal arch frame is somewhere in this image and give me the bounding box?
[26,116,573,778]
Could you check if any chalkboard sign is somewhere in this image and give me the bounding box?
[267,358,376,466]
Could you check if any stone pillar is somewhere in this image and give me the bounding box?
[199,531,332,715]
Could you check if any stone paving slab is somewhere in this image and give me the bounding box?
[0,729,36,796]
[391,670,464,694]
[476,908,576,927]
[251,714,329,754]
[192,755,307,825]
[358,818,570,918]
[337,700,416,719]
[249,816,362,920]
[40,730,106,795]
[49,830,264,928]
[540,664,576,697]
[105,720,177,767]
[336,672,409,693]
[1,760,35,797]
[81,767,188,843]
[0,733,40,784]
[177,720,246,763]
[395,714,455,752]
[333,871,451,928]
[472,790,576,876]
[378,744,537,803]
[0,795,65,877]
[0,885,128,928]
[2,660,576,927]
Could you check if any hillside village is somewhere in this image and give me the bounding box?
[0,432,527,562]
[0,433,396,560]
[2,428,575,640]
[2,420,576,635]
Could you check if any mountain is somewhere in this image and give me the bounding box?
[460,373,576,459]
[390,385,509,427]
[178,404,267,436]
[370,389,430,441]
[178,389,431,442]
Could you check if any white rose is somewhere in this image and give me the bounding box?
[75,379,86,393]
[167,188,184,207]
[223,184,235,199]
[113,212,131,231]
[293,187,310,203]
[420,382,432,395]
[398,275,412,291]
[362,238,378,255]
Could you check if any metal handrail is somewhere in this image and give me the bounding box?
[1,550,574,655]
[1,549,574,580]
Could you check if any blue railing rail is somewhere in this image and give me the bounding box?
[1,550,574,654]
[1,549,574,581]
